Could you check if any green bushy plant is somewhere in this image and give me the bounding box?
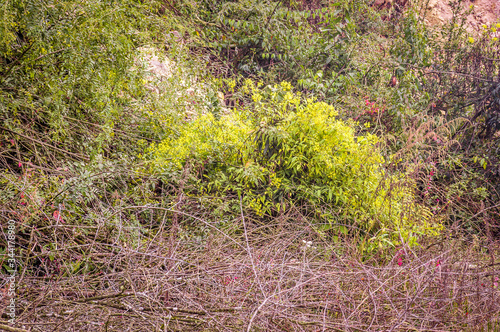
[171,0,380,99]
[412,2,500,234]
[0,0,174,167]
[147,80,440,248]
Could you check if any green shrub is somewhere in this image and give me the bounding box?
[0,0,172,166]
[148,80,440,248]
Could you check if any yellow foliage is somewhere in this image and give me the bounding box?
[147,81,441,248]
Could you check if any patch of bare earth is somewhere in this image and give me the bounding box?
[423,0,499,30]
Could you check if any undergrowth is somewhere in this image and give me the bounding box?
[0,0,499,330]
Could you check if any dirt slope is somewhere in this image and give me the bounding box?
[423,0,499,30]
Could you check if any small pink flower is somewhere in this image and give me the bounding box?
[436,260,440,267]
[18,162,22,167]
[53,210,65,223]
[397,256,403,266]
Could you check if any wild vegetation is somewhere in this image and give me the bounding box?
[1,0,499,330]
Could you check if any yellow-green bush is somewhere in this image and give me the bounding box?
[147,81,441,248]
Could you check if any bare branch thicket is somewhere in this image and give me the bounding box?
[2,202,499,332]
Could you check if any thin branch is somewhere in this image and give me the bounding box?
[33,48,70,62]
[0,42,35,80]
[0,323,29,332]
[0,126,89,161]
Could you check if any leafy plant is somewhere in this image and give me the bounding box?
[148,80,441,249]
[0,0,172,168]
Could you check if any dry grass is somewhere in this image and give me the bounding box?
[3,207,500,332]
